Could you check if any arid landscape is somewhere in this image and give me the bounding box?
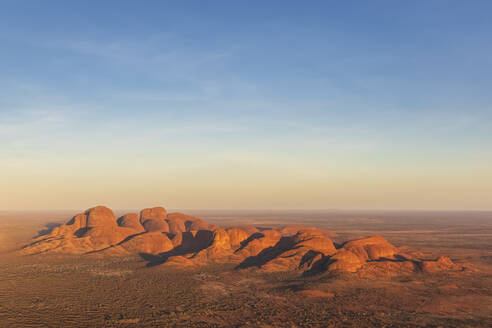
[1,208,491,327]
[2,1,492,327]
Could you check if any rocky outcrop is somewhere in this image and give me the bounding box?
[166,212,212,232]
[239,230,338,272]
[20,206,470,277]
[419,256,457,273]
[140,207,169,232]
[22,206,137,254]
[342,235,398,261]
[117,213,145,232]
[325,249,364,273]
[226,227,251,247]
[102,232,174,256]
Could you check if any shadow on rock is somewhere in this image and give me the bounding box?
[236,236,295,269]
[36,222,62,237]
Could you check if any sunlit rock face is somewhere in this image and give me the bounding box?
[117,213,145,233]
[140,207,169,232]
[20,206,470,277]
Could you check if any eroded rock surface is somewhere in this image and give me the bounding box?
[20,206,470,277]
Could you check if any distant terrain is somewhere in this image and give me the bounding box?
[1,209,491,327]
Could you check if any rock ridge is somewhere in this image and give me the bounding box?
[20,206,471,276]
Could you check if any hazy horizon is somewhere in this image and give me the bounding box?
[1,1,491,210]
[2,207,492,214]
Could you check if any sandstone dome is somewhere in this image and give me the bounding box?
[117,213,145,232]
[86,206,117,228]
[140,207,169,232]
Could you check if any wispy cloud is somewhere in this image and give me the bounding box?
[55,34,237,73]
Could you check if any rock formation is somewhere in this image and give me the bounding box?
[21,206,469,277]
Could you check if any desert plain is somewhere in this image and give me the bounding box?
[0,209,491,327]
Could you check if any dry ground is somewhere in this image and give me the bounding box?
[1,210,491,327]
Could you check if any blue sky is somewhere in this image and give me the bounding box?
[1,1,491,210]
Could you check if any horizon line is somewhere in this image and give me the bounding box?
[1,207,492,213]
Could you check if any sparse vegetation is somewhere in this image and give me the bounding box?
[0,210,491,327]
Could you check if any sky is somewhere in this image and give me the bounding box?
[1,1,491,210]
